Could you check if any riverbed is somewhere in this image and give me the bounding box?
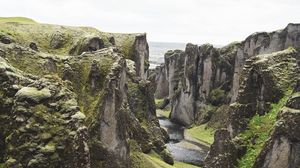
[158,116,209,167]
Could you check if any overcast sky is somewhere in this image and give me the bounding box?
[1,0,299,45]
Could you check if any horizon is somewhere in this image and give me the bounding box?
[1,0,300,45]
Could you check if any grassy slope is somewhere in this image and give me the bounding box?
[185,124,215,145]
[156,108,171,118]
[132,150,200,168]
[238,90,292,168]
[0,17,36,24]
[0,17,137,57]
[155,99,171,118]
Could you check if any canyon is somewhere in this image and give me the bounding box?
[0,17,299,168]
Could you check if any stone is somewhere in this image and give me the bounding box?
[253,86,300,168]
[160,149,174,165]
[0,19,165,168]
[50,32,65,49]
[108,36,116,45]
[204,129,238,168]
[15,87,51,103]
[0,36,12,44]
[69,36,105,55]
[29,42,38,51]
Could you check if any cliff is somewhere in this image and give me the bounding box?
[0,17,170,168]
[152,23,300,167]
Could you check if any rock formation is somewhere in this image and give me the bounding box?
[0,17,170,168]
[252,80,300,168]
[152,23,300,167]
[154,23,300,127]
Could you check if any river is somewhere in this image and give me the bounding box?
[158,116,209,167]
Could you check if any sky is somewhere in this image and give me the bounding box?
[0,0,300,45]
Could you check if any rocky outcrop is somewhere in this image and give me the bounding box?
[164,50,185,99]
[204,129,238,168]
[69,36,105,55]
[228,48,299,136]
[151,65,169,99]
[0,18,168,168]
[133,34,149,78]
[253,81,300,168]
[170,44,199,126]
[167,44,227,126]
[110,33,150,78]
[154,24,300,128]
[204,48,299,167]
[151,23,300,167]
[0,57,90,168]
[230,23,300,102]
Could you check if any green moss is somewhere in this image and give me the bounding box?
[156,108,171,118]
[238,90,292,168]
[0,20,111,55]
[209,88,225,106]
[155,98,171,118]
[155,99,164,107]
[174,161,200,168]
[143,150,200,168]
[106,33,136,59]
[186,124,215,145]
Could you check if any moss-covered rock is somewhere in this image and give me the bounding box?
[0,57,90,168]
[0,17,162,168]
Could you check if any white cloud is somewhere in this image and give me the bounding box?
[0,0,299,45]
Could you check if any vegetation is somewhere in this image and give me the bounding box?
[237,90,292,168]
[186,124,215,145]
[173,161,200,168]
[155,99,171,118]
[155,98,164,107]
[209,88,225,105]
[0,17,36,24]
[156,108,171,118]
[131,150,200,168]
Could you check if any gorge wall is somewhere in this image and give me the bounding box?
[152,23,300,167]
[0,17,170,168]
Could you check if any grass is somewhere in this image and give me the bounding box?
[155,98,171,118]
[0,17,36,24]
[141,150,200,168]
[0,17,139,57]
[238,90,292,168]
[174,161,200,168]
[156,108,171,118]
[155,98,165,107]
[185,124,215,145]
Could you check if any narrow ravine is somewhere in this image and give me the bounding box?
[158,116,209,167]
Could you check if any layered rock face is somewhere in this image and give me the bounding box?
[154,23,300,127]
[230,23,300,102]
[152,23,300,167]
[0,57,90,168]
[204,48,299,167]
[0,18,168,168]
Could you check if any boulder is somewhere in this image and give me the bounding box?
[15,87,51,103]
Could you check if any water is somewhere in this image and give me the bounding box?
[149,41,186,69]
[158,116,209,166]
[151,41,211,166]
[148,42,223,69]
